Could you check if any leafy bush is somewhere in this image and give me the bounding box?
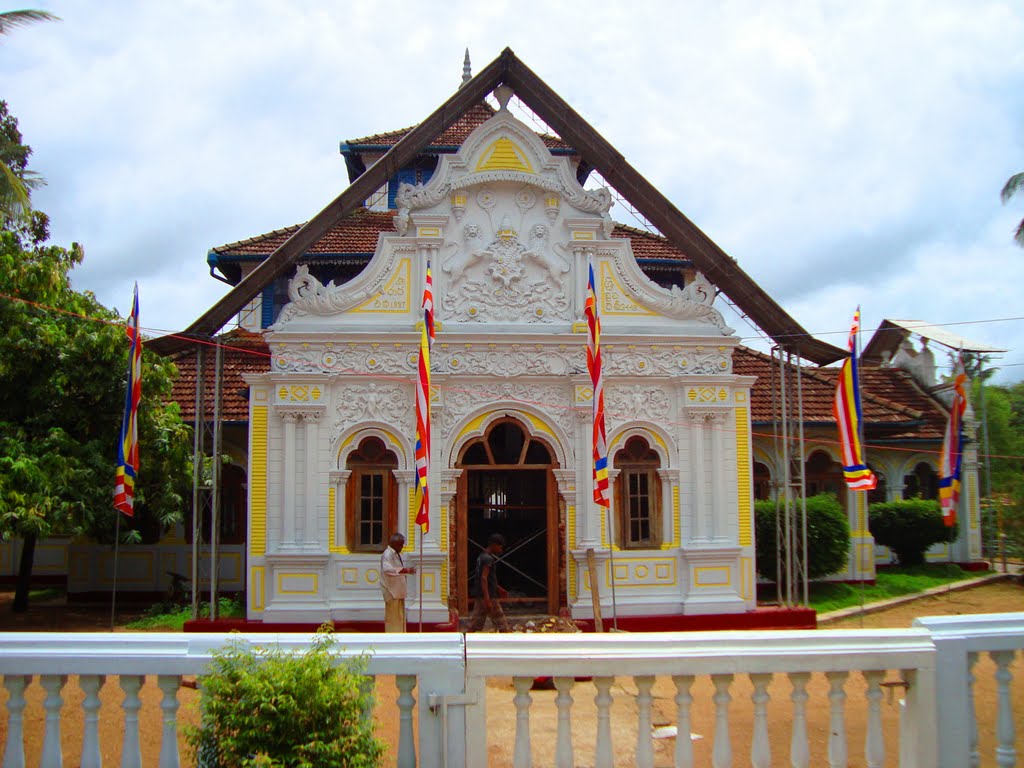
[755,494,850,582]
[869,499,958,566]
[187,626,383,768]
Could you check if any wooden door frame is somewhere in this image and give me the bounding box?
[455,465,560,616]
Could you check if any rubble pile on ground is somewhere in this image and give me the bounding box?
[511,615,582,633]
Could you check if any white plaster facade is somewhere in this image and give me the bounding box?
[243,99,759,623]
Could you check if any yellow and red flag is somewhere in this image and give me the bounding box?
[414,260,434,531]
[832,308,877,491]
[585,259,610,507]
[939,362,967,526]
[114,284,142,516]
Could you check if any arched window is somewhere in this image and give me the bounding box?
[805,450,844,499]
[614,436,662,549]
[346,437,399,552]
[753,461,772,501]
[903,462,938,500]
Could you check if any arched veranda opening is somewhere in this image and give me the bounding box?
[455,418,560,616]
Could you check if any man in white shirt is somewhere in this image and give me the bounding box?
[380,533,416,632]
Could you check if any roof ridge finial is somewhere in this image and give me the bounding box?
[460,48,472,87]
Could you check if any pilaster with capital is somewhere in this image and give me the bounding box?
[657,468,681,547]
[393,469,417,547]
[573,408,598,547]
[572,243,595,319]
[686,411,707,542]
[303,410,321,550]
[280,410,299,550]
[328,470,351,552]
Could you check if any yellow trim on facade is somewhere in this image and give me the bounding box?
[858,543,876,573]
[694,565,731,588]
[740,557,753,600]
[250,406,268,557]
[277,572,319,596]
[672,485,681,548]
[567,505,577,599]
[417,227,441,238]
[407,485,417,551]
[604,556,677,588]
[571,231,595,240]
[523,412,558,442]
[857,493,867,532]
[476,137,534,173]
[440,503,449,601]
[599,262,656,317]
[251,566,265,612]
[736,407,752,546]
[969,474,979,530]
[328,486,349,553]
[454,413,489,444]
[571,321,588,334]
[353,258,411,313]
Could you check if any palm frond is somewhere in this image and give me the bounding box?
[0,10,60,36]
[1015,218,1024,248]
[1000,171,1024,204]
[0,159,32,214]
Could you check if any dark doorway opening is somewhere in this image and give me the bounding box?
[456,419,558,614]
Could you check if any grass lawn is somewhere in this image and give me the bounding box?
[125,596,245,631]
[808,564,978,613]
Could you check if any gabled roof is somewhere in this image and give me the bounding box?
[342,101,573,152]
[211,209,692,264]
[733,347,944,440]
[151,48,845,364]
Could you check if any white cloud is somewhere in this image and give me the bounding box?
[1,0,1022,381]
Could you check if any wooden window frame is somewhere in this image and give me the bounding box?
[614,437,662,550]
[345,438,399,553]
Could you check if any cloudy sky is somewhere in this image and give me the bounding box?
[3,1,1023,381]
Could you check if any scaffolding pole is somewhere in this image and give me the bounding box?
[191,345,205,620]
[210,336,224,621]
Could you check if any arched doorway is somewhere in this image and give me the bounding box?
[456,418,559,615]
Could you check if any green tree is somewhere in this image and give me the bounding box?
[0,107,191,612]
[1001,171,1024,248]
[0,11,59,216]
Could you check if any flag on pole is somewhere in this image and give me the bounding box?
[114,284,142,516]
[414,259,435,532]
[832,308,877,491]
[585,258,610,507]
[939,360,967,527]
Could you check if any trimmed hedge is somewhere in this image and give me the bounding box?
[869,498,958,566]
[755,493,850,582]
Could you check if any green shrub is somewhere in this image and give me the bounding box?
[187,626,384,768]
[869,498,958,566]
[755,493,850,582]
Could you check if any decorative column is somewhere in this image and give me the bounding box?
[303,410,321,549]
[328,470,351,552]
[394,469,417,548]
[708,411,727,542]
[553,468,578,602]
[606,468,621,548]
[281,411,299,549]
[571,244,594,320]
[575,408,598,548]
[657,468,681,548]
[687,412,707,542]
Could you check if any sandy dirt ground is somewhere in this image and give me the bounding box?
[0,580,1021,767]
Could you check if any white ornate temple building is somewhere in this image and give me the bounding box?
[2,52,986,626]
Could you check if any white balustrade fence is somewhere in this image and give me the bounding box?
[0,612,1019,768]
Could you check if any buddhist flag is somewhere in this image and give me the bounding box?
[585,258,610,507]
[114,284,142,516]
[939,361,967,527]
[414,259,434,532]
[832,308,877,491]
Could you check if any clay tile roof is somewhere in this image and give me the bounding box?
[214,210,692,263]
[736,346,945,440]
[344,102,573,151]
[612,224,691,261]
[170,328,270,421]
[212,208,397,257]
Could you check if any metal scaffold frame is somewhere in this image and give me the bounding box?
[770,345,809,607]
[190,337,225,621]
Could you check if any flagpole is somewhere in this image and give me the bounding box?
[605,504,619,631]
[856,307,867,624]
[110,513,121,630]
[418,525,424,632]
